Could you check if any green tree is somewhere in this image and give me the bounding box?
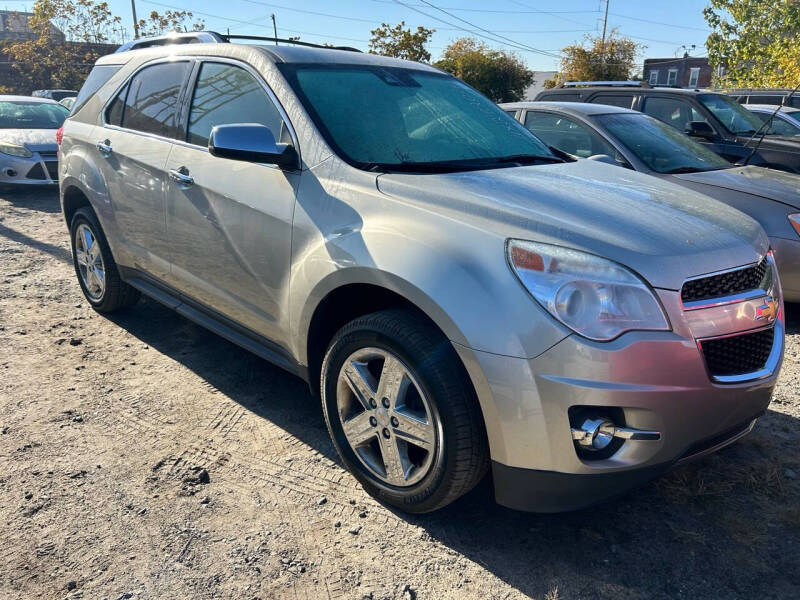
[3,0,122,92]
[434,38,534,102]
[369,21,435,62]
[704,0,800,87]
[136,9,204,38]
[545,29,642,87]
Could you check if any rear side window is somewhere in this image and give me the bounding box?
[74,65,122,113]
[523,111,618,158]
[590,94,634,109]
[643,96,706,132]
[538,93,581,102]
[118,61,191,137]
[187,62,285,147]
[105,82,127,126]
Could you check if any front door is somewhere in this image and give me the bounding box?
[165,60,299,345]
[95,60,192,281]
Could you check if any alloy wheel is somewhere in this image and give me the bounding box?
[74,223,105,300]
[336,347,438,487]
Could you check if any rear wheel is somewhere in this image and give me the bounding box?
[321,308,488,513]
[69,207,139,312]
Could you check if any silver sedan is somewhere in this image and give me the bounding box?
[0,95,69,186]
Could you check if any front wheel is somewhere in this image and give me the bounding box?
[321,308,488,513]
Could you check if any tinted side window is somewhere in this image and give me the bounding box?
[105,82,128,126]
[643,96,706,132]
[590,94,634,109]
[538,93,581,102]
[121,61,190,137]
[749,95,781,105]
[187,62,284,147]
[74,65,121,113]
[523,111,618,159]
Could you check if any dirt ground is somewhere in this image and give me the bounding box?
[1,187,799,600]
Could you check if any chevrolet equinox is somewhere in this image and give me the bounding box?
[59,37,784,513]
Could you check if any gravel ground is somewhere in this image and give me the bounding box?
[1,187,799,600]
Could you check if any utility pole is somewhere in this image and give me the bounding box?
[131,0,139,39]
[271,14,278,45]
[600,0,610,78]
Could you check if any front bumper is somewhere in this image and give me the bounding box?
[0,151,59,185]
[455,272,783,512]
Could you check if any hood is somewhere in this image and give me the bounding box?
[0,129,58,153]
[376,160,768,291]
[673,166,800,211]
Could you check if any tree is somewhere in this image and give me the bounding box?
[136,9,204,38]
[704,0,800,87]
[434,38,534,102]
[3,0,122,92]
[545,29,641,87]
[369,21,435,63]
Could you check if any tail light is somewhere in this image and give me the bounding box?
[56,126,64,146]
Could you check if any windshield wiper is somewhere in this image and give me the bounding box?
[363,154,562,173]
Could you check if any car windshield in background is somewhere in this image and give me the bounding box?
[698,94,767,136]
[0,101,69,129]
[750,111,800,137]
[279,65,557,172]
[597,112,731,174]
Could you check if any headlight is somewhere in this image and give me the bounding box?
[790,214,800,238]
[0,142,33,158]
[507,240,670,341]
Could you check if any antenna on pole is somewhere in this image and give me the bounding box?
[271,14,278,45]
[131,0,139,39]
[600,0,610,77]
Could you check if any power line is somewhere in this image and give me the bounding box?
[609,12,711,32]
[394,0,562,58]
[370,0,599,15]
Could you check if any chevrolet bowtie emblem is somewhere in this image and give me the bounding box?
[755,297,778,322]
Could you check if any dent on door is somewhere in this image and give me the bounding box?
[165,144,300,346]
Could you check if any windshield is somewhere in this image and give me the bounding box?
[0,101,69,129]
[597,112,730,174]
[750,110,800,137]
[279,64,556,171]
[698,93,766,136]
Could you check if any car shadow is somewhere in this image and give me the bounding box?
[0,185,61,213]
[107,297,800,598]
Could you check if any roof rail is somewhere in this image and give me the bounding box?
[115,30,362,53]
[224,34,361,52]
[556,80,650,89]
[115,31,226,53]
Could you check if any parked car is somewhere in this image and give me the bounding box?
[503,101,800,302]
[0,95,69,186]
[535,84,800,172]
[729,89,800,109]
[60,35,784,513]
[32,89,79,102]
[59,96,77,111]
[744,104,800,138]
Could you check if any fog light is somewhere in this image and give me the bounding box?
[573,418,616,450]
[3,168,17,177]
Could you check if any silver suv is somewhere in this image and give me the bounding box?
[59,38,784,513]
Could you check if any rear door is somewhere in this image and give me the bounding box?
[95,60,192,281]
[164,59,299,344]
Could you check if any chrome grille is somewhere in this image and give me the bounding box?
[681,256,768,304]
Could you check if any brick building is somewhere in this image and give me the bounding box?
[643,56,714,89]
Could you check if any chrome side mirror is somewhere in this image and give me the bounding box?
[208,124,298,169]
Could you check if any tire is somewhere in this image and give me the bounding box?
[69,207,140,312]
[321,308,489,513]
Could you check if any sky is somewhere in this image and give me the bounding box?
[1,0,713,71]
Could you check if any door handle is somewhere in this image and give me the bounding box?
[168,167,194,186]
[96,140,112,155]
